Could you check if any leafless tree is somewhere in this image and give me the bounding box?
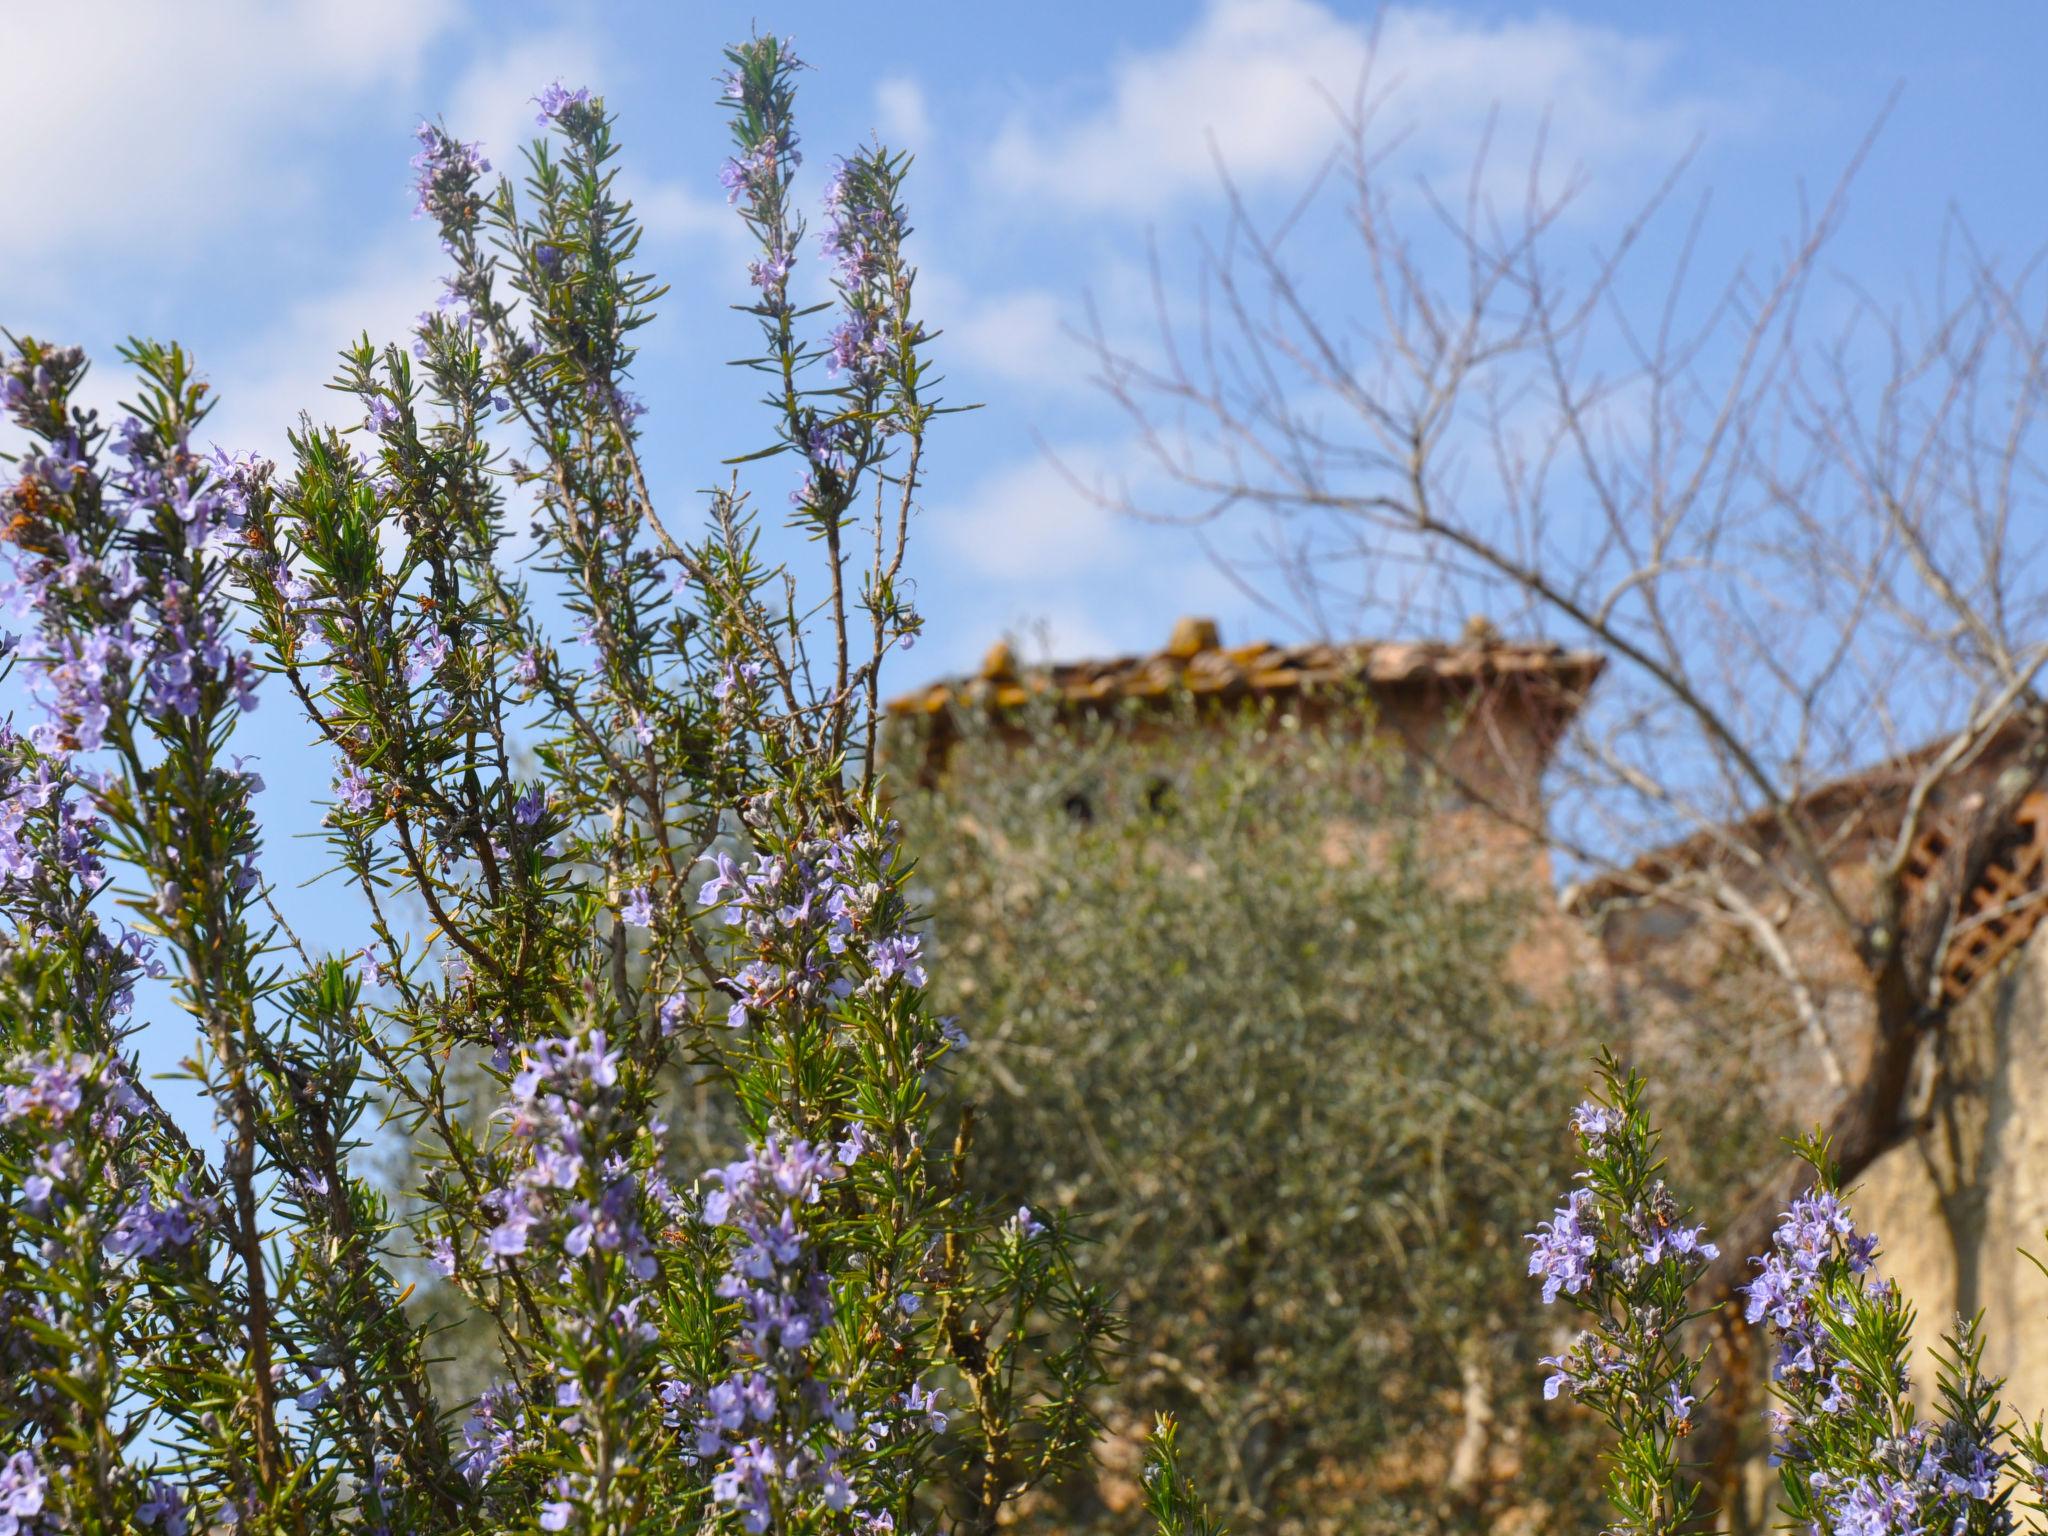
[1078,63,2048,1360]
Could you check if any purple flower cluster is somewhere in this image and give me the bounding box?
[1570,1099,1620,1150]
[1733,1185,2013,1536]
[458,1379,524,1484]
[0,347,83,432]
[538,1474,578,1530]
[818,159,913,387]
[482,1030,655,1280]
[748,246,795,306]
[335,768,375,817]
[820,160,898,289]
[124,436,251,555]
[22,1140,74,1213]
[689,1135,869,1529]
[29,626,133,756]
[141,579,260,720]
[1,1050,146,1153]
[1637,1215,1717,1267]
[1527,1187,1597,1305]
[533,80,592,126]
[104,1176,218,1262]
[621,885,655,929]
[703,1137,840,1353]
[719,129,801,206]
[1807,1421,2007,1536]
[0,757,109,895]
[134,1478,189,1534]
[710,658,762,702]
[0,1053,87,1125]
[696,830,927,1032]
[1,398,261,781]
[1743,1189,1880,1381]
[0,1449,48,1536]
[1538,1331,1627,1403]
[411,122,490,225]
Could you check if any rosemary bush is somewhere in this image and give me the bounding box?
[1530,1055,2047,1536]
[0,38,1115,1535]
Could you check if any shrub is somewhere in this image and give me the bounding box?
[1530,1055,2034,1536]
[0,38,1113,1535]
[905,697,1608,1533]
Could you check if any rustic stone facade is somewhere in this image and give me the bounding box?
[889,618,2048,1429]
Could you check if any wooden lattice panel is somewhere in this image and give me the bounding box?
[1903,792,2048,1002]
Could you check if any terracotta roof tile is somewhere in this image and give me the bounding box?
[885,617,1605,719]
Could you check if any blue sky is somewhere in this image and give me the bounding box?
[15,1,2048,674]
[10,0,2048,1122]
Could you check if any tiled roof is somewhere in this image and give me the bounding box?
[1569,721,2048,1005]
[884,615,1606,719]
[1902,791,2048,1001]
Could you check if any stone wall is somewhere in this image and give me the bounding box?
[1856,922,2048,1421]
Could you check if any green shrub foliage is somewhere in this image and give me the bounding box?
[905,698,1606,1533]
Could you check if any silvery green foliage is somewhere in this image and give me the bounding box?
[0,38,1110,1536]
[1532,1062,2022,1536]
[905,699,1604,1535]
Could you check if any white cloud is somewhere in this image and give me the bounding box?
[875,76,931,150]
[635,181,743,247]
[931,445,1134,579]
[0,0,458,292]
[208,236,446,463]
[986,0,1719,216]
[944,287,1082,390]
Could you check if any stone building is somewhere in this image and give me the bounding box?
[886,613,1602,871]
[890,617,2048,1430]
[1570,729,2048,1426]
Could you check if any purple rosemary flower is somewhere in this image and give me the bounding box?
[0,1053,88,1124]
[697,849,743,911]
[622,886,655,928]
[103,1176,219,1262]
[336,769,375,816]
[134,1479,188,1534]
[538,1486,573,1531]
[0,1449,48,1533]
[458,1380,522,1484]
[1527,1187,1597,1305]
[712,659,762,702]
[1638,1219,1718,1267]
[1664,1382,1694,1429]
[407,630,452,683]
[868,932,925,987]
[1570,1100,1620,1149]
[534,80,592,125]
[411,121,490,224]
[749,247,795,299]
[482,1029,654,1279]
